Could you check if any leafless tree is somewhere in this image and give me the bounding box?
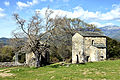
[12,9,55,67]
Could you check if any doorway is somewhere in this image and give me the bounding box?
[86,56,89,62]
[76,54,79,63]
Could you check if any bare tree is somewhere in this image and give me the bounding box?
[13,9,54,67]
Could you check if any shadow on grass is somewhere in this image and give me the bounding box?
[47,62,87,68]
[50,64,60,68]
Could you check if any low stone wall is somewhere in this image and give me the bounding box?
[0,62,24,68]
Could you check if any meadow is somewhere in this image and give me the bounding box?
[0,60,120,80]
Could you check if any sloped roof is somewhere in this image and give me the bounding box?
[93,43,106,48]
[78,31,106,37]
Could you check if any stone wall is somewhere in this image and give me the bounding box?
[0,62,24,68]
[26,50,50,67]
[26,52,35,64]
[72,33,84,63]
[84,37,106,62]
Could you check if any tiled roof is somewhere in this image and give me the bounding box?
[78,31,106,37]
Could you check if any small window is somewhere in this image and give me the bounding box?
[92,40,94,45]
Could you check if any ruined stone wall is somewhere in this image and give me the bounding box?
[72,33,84,63]
[0,62,24,68]
[26,51,50,66]
[26,52,35,64]
[84,37,106,62]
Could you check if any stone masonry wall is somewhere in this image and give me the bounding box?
[72,33,84,63]
[84,37,106,62]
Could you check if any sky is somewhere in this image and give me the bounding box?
[0,0,120,38]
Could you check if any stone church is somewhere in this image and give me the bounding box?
[72,31,106,63]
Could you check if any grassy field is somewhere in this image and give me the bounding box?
[0,60,120,80]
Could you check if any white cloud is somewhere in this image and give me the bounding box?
[36,7,117,28]
[17,2,29,8]
[37,7,98,20]
[72,5,120,21]
[0,13,6,18]
[35,8,72,18]
[99,4,120,20]
[35,7,101,19]
[89,22,103,27]
[17,0,38,9]
[89,22,115,27]
[0,8,4,12]
[104,23,115,26]
[4,1,10,6]
[0,8,6,18]
[35,4,120,21]
[50,0,53,2]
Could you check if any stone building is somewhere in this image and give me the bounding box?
[72,31,106,63]
[26,48,50,67]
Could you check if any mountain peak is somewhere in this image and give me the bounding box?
[101,25,120,30]
[100,25,120,41]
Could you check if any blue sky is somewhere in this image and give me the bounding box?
[0,0,120,38]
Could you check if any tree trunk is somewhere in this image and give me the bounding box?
[34,51,42,67]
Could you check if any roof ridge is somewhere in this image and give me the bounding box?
[77,31,105,37]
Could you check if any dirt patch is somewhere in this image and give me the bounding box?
[0,70,5,72]
[0,67,17,72]
[4,70,11,73]
[0,72,15,77]
[48,71,55,74]
[50,76,55,79]
[83,69,89,75]
[0,67,16,77]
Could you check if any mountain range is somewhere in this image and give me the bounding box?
[0,37,10,46]
[100,25,120,41]
[0,25,120,46]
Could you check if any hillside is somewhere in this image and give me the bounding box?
[0,60,120,80]
[100,25,120,41]
[0,37,9,46]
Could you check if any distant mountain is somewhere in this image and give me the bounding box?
[0,37,10,46]
[0,25,120,46]
[100,25,120,41]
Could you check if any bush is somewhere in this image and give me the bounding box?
[0,46,14,62]
[107,37,120,59]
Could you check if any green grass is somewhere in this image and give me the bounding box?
[0,60,120,80]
